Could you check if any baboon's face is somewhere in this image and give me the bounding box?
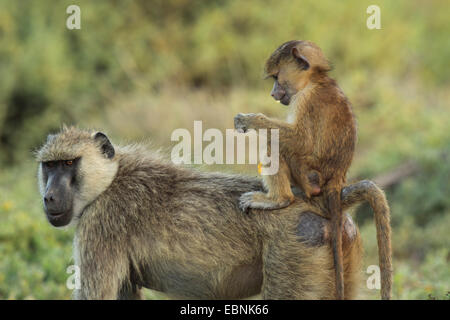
[41,158,80,227]
[269,56,311,106]
[270,74,292,106]
[266,41,331,106]
[37,129,118,227]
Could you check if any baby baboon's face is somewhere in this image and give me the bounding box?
[270,74,292,105]
[266,40,331,106]
[270,60,310,106]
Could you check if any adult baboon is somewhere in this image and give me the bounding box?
[36,127,389,300]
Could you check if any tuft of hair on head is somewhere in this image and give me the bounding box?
[264,40,301,77]
[35,127,117,163]
[36,127,92,162]
[264,40,331,77]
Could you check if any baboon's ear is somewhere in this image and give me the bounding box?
[292,47,310,70]
[94,132,115,159]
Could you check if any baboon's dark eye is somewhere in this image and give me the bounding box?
[45,161,55,168]
[65,160,73,166]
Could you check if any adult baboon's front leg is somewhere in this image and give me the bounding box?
[118,283,143,300]
[78,262,125,299]
[76,238,129,300]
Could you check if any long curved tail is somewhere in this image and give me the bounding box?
[327,189,345,299]
[341,180,393,300]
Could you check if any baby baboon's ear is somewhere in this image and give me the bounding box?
[291,47,310,70]
[94,132,115,159]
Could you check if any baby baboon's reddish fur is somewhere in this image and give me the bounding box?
[234,41,392,299]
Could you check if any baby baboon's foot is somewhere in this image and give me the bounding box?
[239,191,294,213]
[303,186,321,199]
[306,171,322,197]
[310,186,321,196]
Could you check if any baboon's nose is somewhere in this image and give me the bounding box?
[44,189,56,203]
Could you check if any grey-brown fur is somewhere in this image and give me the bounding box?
[36,127,390,300]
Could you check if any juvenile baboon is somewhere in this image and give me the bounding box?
[234,40,392,299]
[37,127,389,300]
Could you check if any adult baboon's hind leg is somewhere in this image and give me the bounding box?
[261,212,362,300]
[261,232,334,299]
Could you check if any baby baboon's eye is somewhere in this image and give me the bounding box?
[65,160,73,166]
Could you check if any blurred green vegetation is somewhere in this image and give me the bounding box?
[0,0,449,299]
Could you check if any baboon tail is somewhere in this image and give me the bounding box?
[341,180,393,300]
[326,189,345,300]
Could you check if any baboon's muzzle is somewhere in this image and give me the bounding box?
[44,170,74,227]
